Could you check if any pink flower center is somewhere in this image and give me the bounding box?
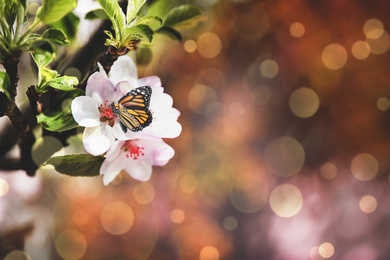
[122,140,145,160]
[99,100,116,126]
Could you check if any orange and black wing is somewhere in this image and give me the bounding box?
[116,86,153,133]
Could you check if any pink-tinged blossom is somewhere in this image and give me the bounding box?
[100,138,175,185]
[71,55,182,156]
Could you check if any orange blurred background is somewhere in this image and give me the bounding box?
[2,0,390,259]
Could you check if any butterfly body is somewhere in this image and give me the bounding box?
[110,86,153,133]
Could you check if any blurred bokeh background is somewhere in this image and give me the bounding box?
[2,0,390,259]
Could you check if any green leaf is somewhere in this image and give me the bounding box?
[126,0,146,25]
[48,75,78,91]
[46,154,104,177]
[32,51,54,69]
[0,71,11,100]
[135,15,162,26]
[36,89,83,131]
[37,109,78,131]
[163,5,207,30]
[124,24,154,42]
[36,0,77,24]
[155,26,182,41]
[3,0,20,27]
[49,12,80,40]
[42,28,69,44]
[85,8,109,20]
[96,0,125,41]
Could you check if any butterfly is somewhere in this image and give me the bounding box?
[110,86,153,133]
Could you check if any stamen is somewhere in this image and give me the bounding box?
[122,140,145,160]
[99,100,116,124]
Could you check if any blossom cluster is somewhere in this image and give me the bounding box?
[71,56,181,185]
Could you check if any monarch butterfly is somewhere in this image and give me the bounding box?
[110,86,153,133]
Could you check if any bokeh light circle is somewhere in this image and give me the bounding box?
[184,39,197,53]
[264,136,305,177]
[320,162,338,180]
[32,136,63,166]
[290,22,305,38]
[309,246,323,260]
[0,178,9,197]
[133,182,155,205]
[269,184,303,218]
[377,97,390,111]
[197,33,222,59]
[359,195,377,213]
[223,216,238,231]
[199,246,220,260]
[100,201,134,235]
[170,208,186,224]
[351,153,379,181]
[364,18,384,39]
[351,40,371,60]
[366,30,390,55]
[260,59,279,79]
[321,44,348,70]
[188,84,217,114]
[319,242,335,258]
[55,230,87,260]
[229,173,269,214]
[289,87,320,118]
[4,250,32,260]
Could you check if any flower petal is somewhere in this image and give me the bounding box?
[71,96,100,127]
[138,76,163,95]
[137,138,175,166]
[124,159,152,182]
[100,154,127,185]
[145,107,182,138]
[86,71,116,104]
[109,55,138,87]
[83,123,115,155]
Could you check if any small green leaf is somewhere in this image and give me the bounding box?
[36,88,83,131]
[85,8,109,20]
[135,15,162,26]
[48,75,78,91]
[36,0,77,24]
[124,24,154,42]
[96,0,125,41]
[37,109,78,131]
[155,26,182,41]
[126,0,146,25]
[3,0,20,27]
[0,71,11,100]
[46,154,104,177]
[42,28,69,44]
[32,51,54,69]
[163,5,207,30]
[41,67,59,82]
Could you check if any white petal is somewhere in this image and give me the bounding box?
[83,124,115,155]
[137,139,175,166]
[71,96,100,127]
[138,76,163,96]
[100,155,126,185]
[86,71,116,104]
[109,56,138,86]
[124,159,152,182]
[145,108,182,138]
[104,140,123,160]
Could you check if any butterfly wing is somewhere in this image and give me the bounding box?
[116,86,153,132]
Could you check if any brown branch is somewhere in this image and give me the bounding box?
[0,53,37,176]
